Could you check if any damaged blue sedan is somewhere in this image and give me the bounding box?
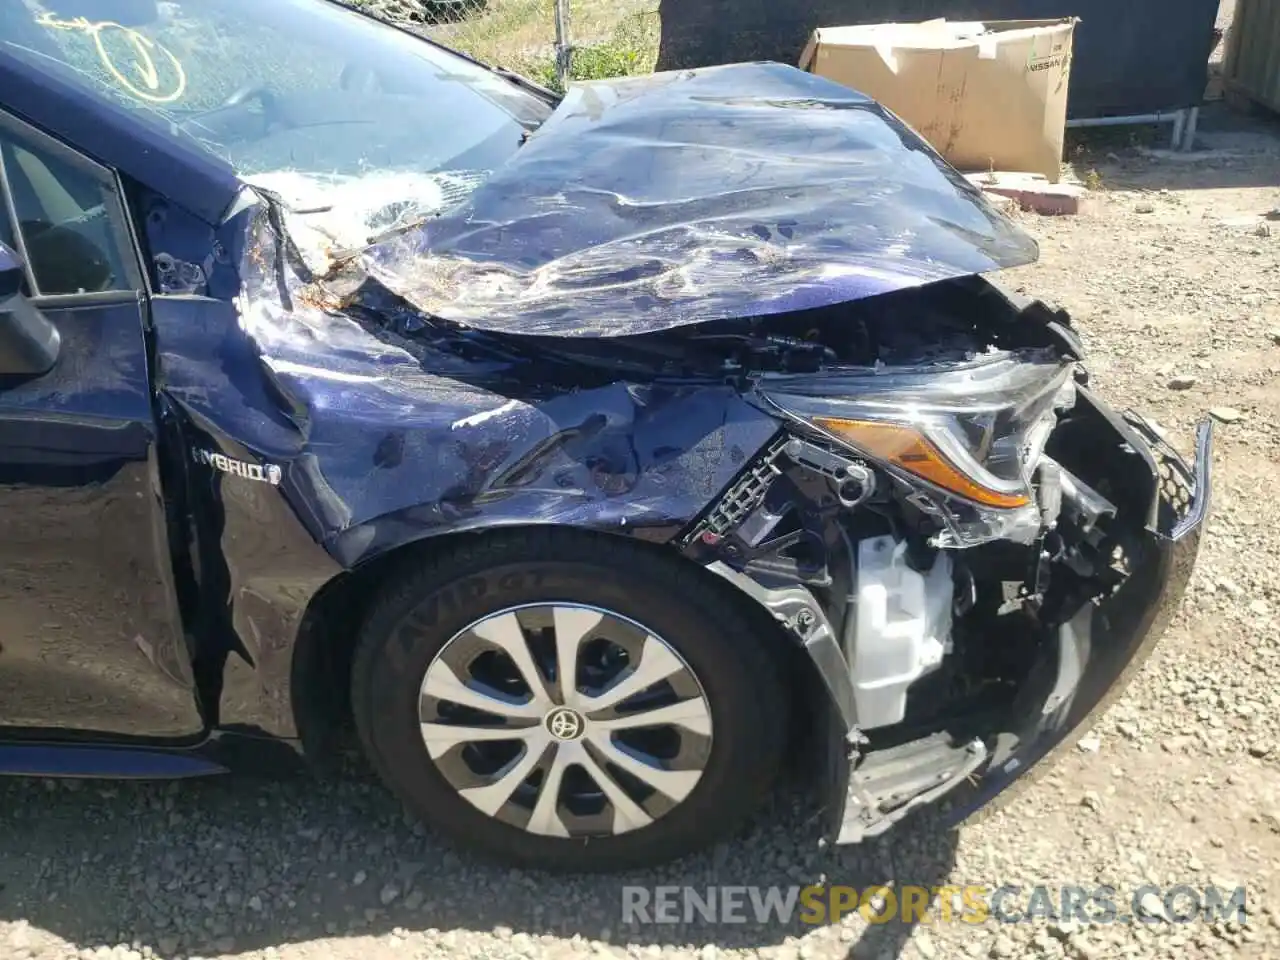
[0,0,1210,871]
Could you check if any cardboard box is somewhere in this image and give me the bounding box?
[799,18,1077,182]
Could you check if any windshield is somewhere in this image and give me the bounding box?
[2,0,551,232]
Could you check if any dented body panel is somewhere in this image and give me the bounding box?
[346,62,1039,337]
[139,192,780,740]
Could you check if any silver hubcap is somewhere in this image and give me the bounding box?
[418,603,713,838]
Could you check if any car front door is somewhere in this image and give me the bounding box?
[0,108,204,741]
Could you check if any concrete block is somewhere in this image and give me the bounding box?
[965,171,1091,215]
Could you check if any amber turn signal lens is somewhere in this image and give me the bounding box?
[813,417,1032,509]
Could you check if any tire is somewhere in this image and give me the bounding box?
[350,529,789,872]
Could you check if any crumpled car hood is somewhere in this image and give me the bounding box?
[352,61,1039,338]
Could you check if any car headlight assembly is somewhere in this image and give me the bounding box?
[758,349,1078,547]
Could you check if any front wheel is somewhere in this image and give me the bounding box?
[350,530,789,872]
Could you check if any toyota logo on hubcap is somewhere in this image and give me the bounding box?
[545,707,585,741]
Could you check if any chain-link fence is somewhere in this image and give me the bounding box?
[350,0,660,91]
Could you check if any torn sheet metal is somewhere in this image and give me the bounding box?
[342,61,1038,338]
[149,186,782,564]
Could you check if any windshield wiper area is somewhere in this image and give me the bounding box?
[494,66,561,107]
[333,214,436,262]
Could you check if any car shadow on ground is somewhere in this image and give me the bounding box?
[0,761,960,959]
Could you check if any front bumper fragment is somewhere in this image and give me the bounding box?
[820,406,1212,843]
[952,412,1212,824]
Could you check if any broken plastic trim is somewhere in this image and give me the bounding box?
[706,560,860,736]
[949,413,1211,829]
[834,735,987,844]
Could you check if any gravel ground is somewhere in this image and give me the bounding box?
[4,102,1280,960]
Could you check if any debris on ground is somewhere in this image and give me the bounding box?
[966,171,1093,216]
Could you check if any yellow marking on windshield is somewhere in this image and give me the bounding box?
[36,13,187,104]
[124,31,161,90]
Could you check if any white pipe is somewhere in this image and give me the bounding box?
[1065,107,1201,151]
[1181,106,1200,150]
[1065,112,1179,127]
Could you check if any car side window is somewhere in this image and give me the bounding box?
[0,129,133,296]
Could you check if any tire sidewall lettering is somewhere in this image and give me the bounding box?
[395,567,573,661]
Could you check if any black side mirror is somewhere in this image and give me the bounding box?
[0,242,61,377]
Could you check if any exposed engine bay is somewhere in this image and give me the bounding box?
[473,275,1067,381]
[620,277,1197,843]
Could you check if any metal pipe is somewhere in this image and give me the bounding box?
[1065,112,1179,128]
[553,0,572,88]
[1065,107,1201,151]
[1181,106,1200,150]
